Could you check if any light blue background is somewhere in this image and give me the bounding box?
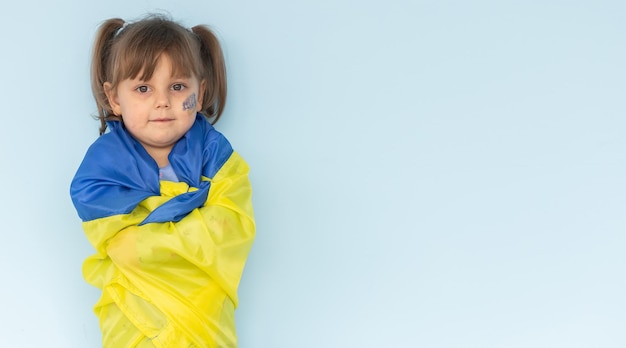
[0,1,624,347]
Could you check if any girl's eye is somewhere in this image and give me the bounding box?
[172,83,185,91]
[136,86,149,93]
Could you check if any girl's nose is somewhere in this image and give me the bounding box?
[155,91,171,109]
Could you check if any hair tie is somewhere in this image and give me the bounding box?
[115,22,128,37]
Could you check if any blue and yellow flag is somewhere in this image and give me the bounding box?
[71,114,255,347]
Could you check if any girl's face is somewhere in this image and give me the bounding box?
[104,54,205,166]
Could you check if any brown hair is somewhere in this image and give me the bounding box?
[91,14,227,135]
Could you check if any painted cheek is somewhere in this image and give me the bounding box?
[182,93,197,111]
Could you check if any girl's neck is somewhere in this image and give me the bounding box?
[145,147,171,168]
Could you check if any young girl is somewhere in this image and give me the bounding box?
[70,15,255,348]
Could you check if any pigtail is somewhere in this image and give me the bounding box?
[91,18,125,135]
[191,25,227,124]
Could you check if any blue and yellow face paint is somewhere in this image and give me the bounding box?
[182,92,197,111]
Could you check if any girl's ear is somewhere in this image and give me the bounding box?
[103,82,122,116]
[196,79,206,112]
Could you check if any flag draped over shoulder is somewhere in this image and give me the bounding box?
[70,114,255,348]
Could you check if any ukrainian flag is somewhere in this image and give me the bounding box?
[70,114,255,347]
